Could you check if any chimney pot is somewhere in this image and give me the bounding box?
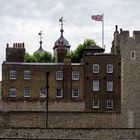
[6,43,9,48]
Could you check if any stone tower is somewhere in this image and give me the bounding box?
[112,26,140,128]
[53,17,71,63]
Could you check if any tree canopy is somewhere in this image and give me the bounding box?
[24,39,97,63]
[24,52,54,63]
[70,39,96,63]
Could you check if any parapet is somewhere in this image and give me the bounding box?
[133,31,140,43]
[120,29,140,40]
[120,30,129,36]
[6,43,25,62]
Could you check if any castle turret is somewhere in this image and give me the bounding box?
[111,25,120,54]
[53,17,71,63]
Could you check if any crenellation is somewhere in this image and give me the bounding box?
[133,31,140,43]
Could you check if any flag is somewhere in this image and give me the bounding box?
[91,15,103,21]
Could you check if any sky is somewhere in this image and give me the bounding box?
[0,0,140,80]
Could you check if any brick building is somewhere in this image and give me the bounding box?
[0,20,140,139]
[2,23,121,113]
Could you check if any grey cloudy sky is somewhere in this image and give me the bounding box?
[0,0,140,80]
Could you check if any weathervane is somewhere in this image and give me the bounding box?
[38,30,43,42]
[38,30,43,48]
[59,17,65,37]
[59,16,65,30]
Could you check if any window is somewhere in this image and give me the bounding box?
[56,71,63,80]
[93,80,99,91]
[107,64,113,73]
[24,70,31,80]
[40,88,47,97]
[10,70,16,79]
[72,71,79,80]
[72,88,79,97]
[24,88,30,97]
[93,99,99,108]
[9,88,16,97]
[107,81,113,91]
[56,88,63,98]
[131,51,136,59]
[107,99,113,108]
[93,64,99,73]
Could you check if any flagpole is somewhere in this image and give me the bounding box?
[102,14,104,49]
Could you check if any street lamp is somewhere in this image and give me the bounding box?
[46,72,49,128]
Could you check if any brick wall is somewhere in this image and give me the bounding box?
[84,54,121,112]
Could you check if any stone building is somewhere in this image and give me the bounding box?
[0,22,140,139]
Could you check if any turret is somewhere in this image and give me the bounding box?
[34,31,46,54]
[53,17,71,63]
[111,25,120,54]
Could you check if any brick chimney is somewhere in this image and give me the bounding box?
[6,43,25,62]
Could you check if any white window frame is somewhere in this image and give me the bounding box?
[24,87,30,97]
[93,64,99,73]
[72,71,79,80]
[107,81,113,91]
[40,88,47,97]
[93,80,99,91]
[24,70,31,80]
[131,51,136,59]
[56,88,63,98]
[93,99,99,108]
[107,64,113,73]
[72,88,79,98]
[9,88,16,97]
[56,71,63,80]
[107,99,113,108]
[10,70,16,80]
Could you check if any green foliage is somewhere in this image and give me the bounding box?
[70,39,96,63]
[24,39,97,63]
[24,52,54,63]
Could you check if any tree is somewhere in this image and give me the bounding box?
[24,52,54,63]
[70,39,96,63]
[24,39,97,63]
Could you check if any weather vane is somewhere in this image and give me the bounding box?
[38,30,43,42]
[59,16,65,30]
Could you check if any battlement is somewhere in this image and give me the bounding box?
[6,42,25,62]
[119,28,140,40]
[112,25,140,54]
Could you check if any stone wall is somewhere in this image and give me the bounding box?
[0,128,139,140]
[0,100,85,112]
[0,112,126,128]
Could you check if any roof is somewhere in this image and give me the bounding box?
[34,46,46,54]
[54,29,70,48]
[3,62,84,66]
[54,35,70,47]
[84,45,104,51]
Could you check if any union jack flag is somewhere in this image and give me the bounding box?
[91,15,103,21]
